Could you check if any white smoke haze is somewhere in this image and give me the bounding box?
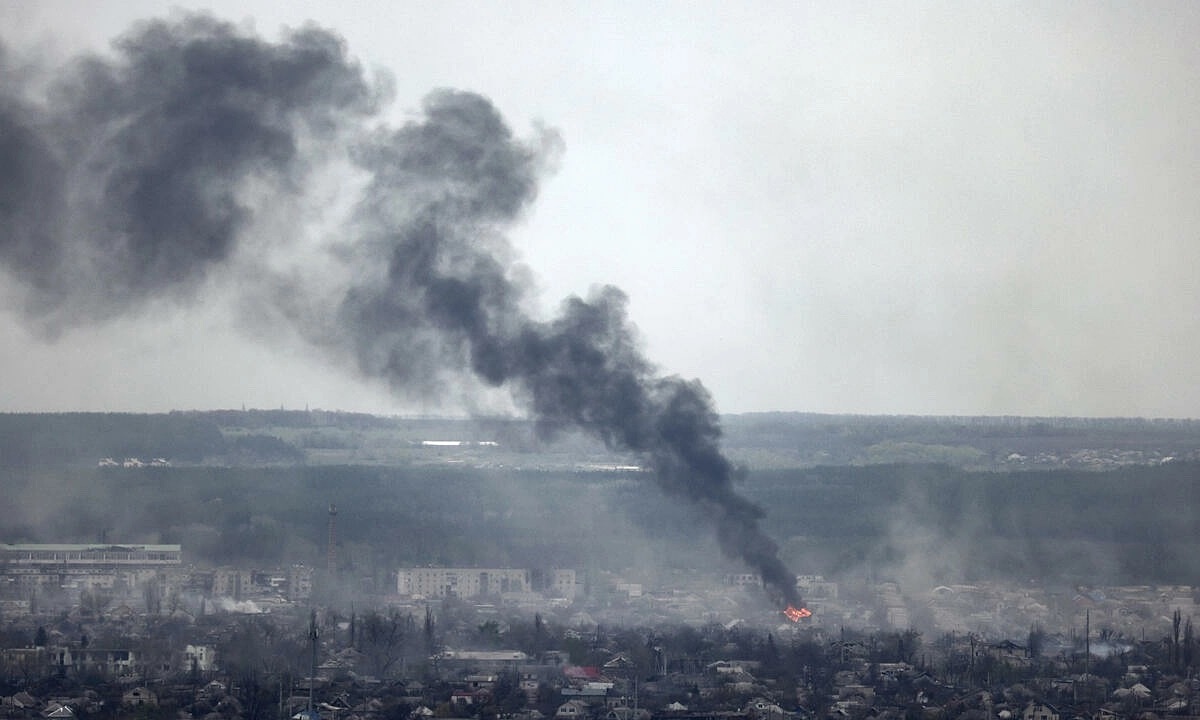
[873,501,971,593]
[1090,641,1134,659]
[212,597,266,614]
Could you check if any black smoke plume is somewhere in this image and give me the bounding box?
[0,15,380,330]
[0,14,800,606]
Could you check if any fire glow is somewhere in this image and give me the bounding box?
[784,605,812,622]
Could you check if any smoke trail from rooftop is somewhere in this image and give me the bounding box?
[0,14,799,606]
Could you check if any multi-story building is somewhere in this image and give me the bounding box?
[287,564,314,601]
[547,569,576,599]
[397,567,576,599]
[211,568,254,600]
[797,574,839,600]
[183,644,218,673]
[726,573,762,589]
[0,543,182,593]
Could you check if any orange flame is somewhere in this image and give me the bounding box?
[784,605,812,622]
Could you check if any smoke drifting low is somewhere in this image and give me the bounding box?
[0,15,798,605]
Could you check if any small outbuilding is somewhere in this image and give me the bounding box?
[123,688,159,707]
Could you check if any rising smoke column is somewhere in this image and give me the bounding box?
[331,89,799,604]
[0,15,800,606]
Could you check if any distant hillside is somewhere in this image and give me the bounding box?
[721,412,1200,469]
[1,455,1197,587]
[0,412,226,468]
[0,410,618,469]
[3,410,1198,588]
[5,410,1198,471]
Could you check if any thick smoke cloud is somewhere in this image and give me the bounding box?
[0,15,380,330]
[0,14,800,606]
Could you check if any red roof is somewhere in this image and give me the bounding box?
[564,666,603,681]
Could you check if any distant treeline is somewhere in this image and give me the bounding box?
[3,410,1199,588]
[748,462,1200,586]
[0,412,226,467]
[1,455,1197,587]
[0,411,573,468]
[6,410,1200,471]
[722,412,1200,465]
[0,464,613,587]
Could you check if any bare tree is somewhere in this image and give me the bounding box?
[1185,616,1194,672]
[359,608,415,677]
[1173,609,1182,670]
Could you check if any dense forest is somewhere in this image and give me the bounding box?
[1,410,1198,590]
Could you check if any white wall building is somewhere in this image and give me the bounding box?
[0,544,182,594]
[184,644,217,673]
[397,567,576,599]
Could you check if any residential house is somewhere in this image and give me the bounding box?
[604,708,650,720]
[1022,703,1058,720]
[52,647,140,679]
[121,688,157,707]
[556,701,589,719]
[41,704,73,719]
[183,645,217,673]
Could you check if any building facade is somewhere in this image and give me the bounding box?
[397,567,576,599]
[0,543,182,593]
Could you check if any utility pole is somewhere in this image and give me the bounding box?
[1085,609,1090,677]
[308,610,319,716]
[327,504,338,578]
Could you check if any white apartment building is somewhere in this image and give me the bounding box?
[0,544,182,591]
[397,567,576,599]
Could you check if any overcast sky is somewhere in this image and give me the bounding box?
[2,1,1198,418]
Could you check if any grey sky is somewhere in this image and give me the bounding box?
[2,1,1198,418]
